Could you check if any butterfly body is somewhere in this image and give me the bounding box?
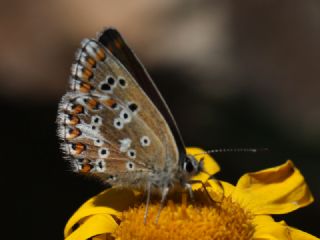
[57,29,202,194]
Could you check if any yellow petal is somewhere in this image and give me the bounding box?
[286,225,320,240]
[186,147,220,189]
[203,179,236,202]
[202,180,319,240]
[65,214,117,240]
[64,188,142,238]
[234,160,314,214]
[253,215,319,240]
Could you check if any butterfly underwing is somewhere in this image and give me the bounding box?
[57,28,202,195]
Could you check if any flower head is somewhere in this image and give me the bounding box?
[64,148,318,240]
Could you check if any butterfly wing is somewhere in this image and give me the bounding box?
[57,30,182,188]
[98,29,186,163]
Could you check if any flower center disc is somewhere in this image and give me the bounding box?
[112,196,254,240]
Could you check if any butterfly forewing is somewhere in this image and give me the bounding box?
[98,29,186,163]
[57,35,179,188]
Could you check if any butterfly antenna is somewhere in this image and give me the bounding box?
[144,182,152,224]
[192,148,268,157]
[155,186,169,224]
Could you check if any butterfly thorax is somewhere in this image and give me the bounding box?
[147,154,203,191]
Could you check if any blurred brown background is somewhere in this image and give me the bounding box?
[2,0,319,239]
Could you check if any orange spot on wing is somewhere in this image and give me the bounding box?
[74,143,86,154]
[67,128,81,140]
[82,68,93,81]
[86,98,99,109]
[115,40,122,49]
[68,115,80,125]
[71,105,84,114]
[80,163,93,173]
[80,82,93,93]
[104,98,117,108]
[86,57,96,68]
[96,48,106,61]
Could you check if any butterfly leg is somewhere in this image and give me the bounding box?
[208,176,225,200]
[143,182,152,224]
[185,183,195,203]
[188,179,224,205]
[155,185,169,224]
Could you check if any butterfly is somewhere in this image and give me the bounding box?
[57,28,205,209]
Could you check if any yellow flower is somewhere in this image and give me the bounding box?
[64,148,318,240]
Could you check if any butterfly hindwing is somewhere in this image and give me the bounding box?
[57,35,179,188]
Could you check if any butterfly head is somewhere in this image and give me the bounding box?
[181,154,204,178]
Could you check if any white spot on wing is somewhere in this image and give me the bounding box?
[74,49,82,60]
[70,63,78,76]
[95,159,106,172]
[119,138,131,152]
[76,123,106,142]
[99,147,110,158]
[94,138,104,147]
[71,159,82,172]
[91,115,102,125]
[108,175,117,181]
[140,136,151,147]
[114,118,124,129]
[68,144,78,155]
[126,161,135,171]
[74,96,88,106]
[127,149,136,159]
[62,126,74,139]
[83,40,102,61]
[120,109,131,123]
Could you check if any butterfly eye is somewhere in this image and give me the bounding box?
[183,160,194,173]
[99,148,110,158]
[126,161,135,171]
[140,136,151,147]
[127,149,136,159]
